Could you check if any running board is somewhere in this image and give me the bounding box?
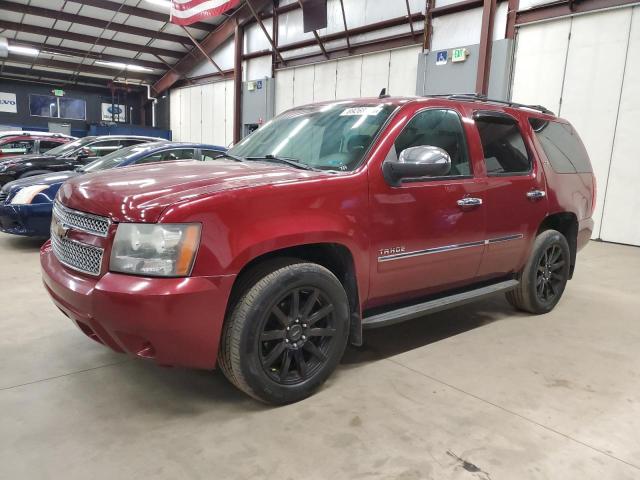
[362,279,519,329]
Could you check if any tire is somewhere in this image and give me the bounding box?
[219,261,350,404]
[506,229,571,314]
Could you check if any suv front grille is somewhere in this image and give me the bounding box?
[50,232,104,276]
[53,202,110,237]
[0,192,8,203]
[51,203,109,276]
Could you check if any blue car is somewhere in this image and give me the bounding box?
[0,142,225,237]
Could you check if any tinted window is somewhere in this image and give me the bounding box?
[1,140,34,154]
[88,140,121,157]
[39,140,64,152]
[136,148,195,164]
[394,109,471,177]
[529,118,592,173]
[29,94,86,120]
[202,149,223,161]
[475,115,530,175]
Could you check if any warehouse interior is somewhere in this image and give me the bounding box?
[1,0,640,478]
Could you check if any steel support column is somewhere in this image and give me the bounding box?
[476,0,497,95]
[233,21,244,144]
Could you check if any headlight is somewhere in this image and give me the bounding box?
[110,223,201,277]
[10,185,48,205]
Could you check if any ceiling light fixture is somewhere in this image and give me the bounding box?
[145,0,172,8]
[8,45,40,56]
[95,60,154,72]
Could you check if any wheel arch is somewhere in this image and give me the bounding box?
[537,212,578,278]
[225,242,364,346]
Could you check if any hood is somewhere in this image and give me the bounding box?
[58,160,330,223]
[0,153,55,166]
[2,170,79,193]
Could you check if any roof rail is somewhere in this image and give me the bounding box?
[425,93,554,116]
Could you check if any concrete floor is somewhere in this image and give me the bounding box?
[1,234,639,480]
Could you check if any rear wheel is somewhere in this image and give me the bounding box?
[219,261,349,404]
[506,229,570,314]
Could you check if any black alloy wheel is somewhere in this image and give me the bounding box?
[259,287,336,385]
[536,244,566,304]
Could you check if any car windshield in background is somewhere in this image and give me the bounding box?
[44,136,96,157]
[81,144,156,173]
[227,102,397,171]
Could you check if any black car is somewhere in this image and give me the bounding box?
[0,135,164,186]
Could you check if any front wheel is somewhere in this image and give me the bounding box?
[506,229,571,314]
[219,261,350,404]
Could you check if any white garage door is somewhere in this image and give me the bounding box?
[170,79,234,147]
[511,6,639,246]
[274,45,421,114]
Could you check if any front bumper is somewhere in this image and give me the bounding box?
[0,203,52,237]
[41,241,236,369]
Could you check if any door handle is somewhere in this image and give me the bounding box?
[457,197,483,207]
[526,190,546,200]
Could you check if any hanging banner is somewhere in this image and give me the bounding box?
[0,92,17,113]
[101,103,126,122]
[170,0,240,26]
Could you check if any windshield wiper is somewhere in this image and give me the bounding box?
[214,152,245,162]
[245,155,318,171]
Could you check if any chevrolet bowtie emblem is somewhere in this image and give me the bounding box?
[51,217,70,239]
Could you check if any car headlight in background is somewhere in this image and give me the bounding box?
[10,185,49,205]
[109,223,201,277]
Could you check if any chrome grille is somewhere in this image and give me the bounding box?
[0,192,8,203]
[53,202,110,237]
[50,232,104,276]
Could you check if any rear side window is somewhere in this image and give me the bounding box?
[1,140,34,154]
[39,140,64,152]
[529,119,592,173]
[475,113,531,175]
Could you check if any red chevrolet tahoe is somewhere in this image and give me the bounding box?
[41,95,595,404]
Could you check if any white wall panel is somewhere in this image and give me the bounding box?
[275,68,295,114]
[169,88,181,141]
[293,64,315,106]
[389,46,421,96]
[212,82,227,146]
[431,8,483,51]
[245,56,272,81]
[511,18,571,114]
[560,8,632,236]
[224,79,234,146]
[336,56,363,99]
[313,61,337,102]
[189,86,202,143]
[361,51,390,97]
[201,83,215,144]
[179,87,190,142]
[600,7,640,246]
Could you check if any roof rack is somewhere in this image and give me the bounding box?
[426,93,554,116]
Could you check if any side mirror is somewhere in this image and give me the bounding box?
[383,145,452,186]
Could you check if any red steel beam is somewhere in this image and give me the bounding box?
[233,21,243,143]
[9,40,165,70]
[476,0,497,95]
[6,54,159,81]
[506,0,519,38]
[0,20,185,58]
[0,0,192,46]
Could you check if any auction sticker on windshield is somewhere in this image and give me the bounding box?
[340,106,383,116]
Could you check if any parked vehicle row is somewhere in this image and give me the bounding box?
[32,95,595,405]
[0,132,75,159]
[0,141,225,237]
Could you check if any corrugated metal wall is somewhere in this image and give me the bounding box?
[512,6,640,246]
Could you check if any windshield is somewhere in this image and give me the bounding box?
[228,102,397,171]
[45,136,96,157]
[81,143,157,173]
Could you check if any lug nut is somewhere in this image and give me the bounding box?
[293,343,297,348]
[302,324,307,328]
[285,339,289,343]
[295,319,299,323]
[302,335,306,340]
[286,326,290,331]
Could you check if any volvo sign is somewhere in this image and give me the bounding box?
[0,92,17,113]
